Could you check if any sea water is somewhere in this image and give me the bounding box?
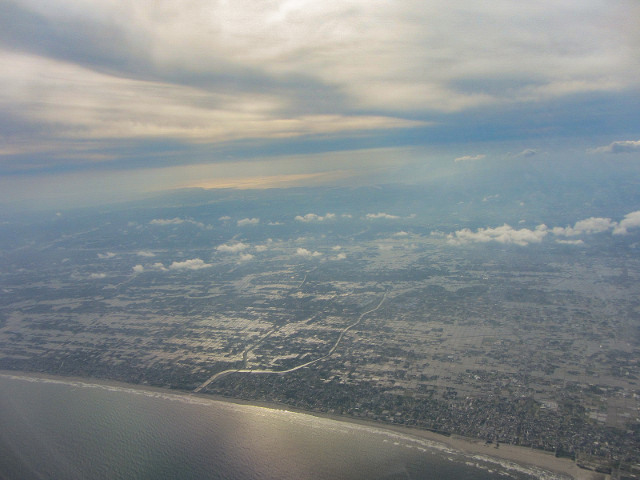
[0,374,567,480]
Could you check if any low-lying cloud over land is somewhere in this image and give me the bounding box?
[217,242,249,253]
[444,210,640,246]
[169,259,212,270]
[589,140,640,154]
[366,213,400,220]
[295,213,336,222]
[454,154,486,163]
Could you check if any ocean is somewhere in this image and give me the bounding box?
[0,374,566,480]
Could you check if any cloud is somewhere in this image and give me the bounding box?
[454,154,486,163]
[0,48,421,165]
[133,262,167,273]
[447,224,548,246]
[393,231,409,236]
[238,253,254,262]
[331,245,342,251]
[296,247,321,257]
[366,212,399,220]
[556,239,585,246]
[590,140,640,154]
[136,250,155,257]
[219,216,231,221]
[613,211,640,235]
[89,273,106,279]
[150,218,205,228]
[1,2,635,165]
[237,217,259,226]
[97,252,116,259]
[514,149,538,158]
[217,242,249,253]
[151,218,185,225]
[255,245,268,252]
[444,210,640,247]
[168,258,212,270]
[552,217,616,236]
[295,213,336,222]
[331,252,347,260]
[0,0,638,211]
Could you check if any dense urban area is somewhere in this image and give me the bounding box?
[1,187,639,478]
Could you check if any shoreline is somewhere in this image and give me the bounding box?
[0,370,605,480]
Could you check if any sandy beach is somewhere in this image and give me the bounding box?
[1,371,607,480]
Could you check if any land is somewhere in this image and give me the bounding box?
[0,186,639,478]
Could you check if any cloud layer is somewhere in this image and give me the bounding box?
[1,0,638,183]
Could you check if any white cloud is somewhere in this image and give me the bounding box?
[255,245,268,252]
[89,273,106,279]
[332,252,347,260]
[150,218,205,228]
[237,217,259,226]
[454,154,485,163]
[136,250,156,257]
[613,211,640,235]
[590,140,640,154]
[556,239,585,246]
[331,245,342,251]
[447,224,548,246]
[133,262,167,273]
[217,242,249,253]
[366,212,399,220]
[341,214,352,219]
[238,253,254,262]
[150,218,186,225]
[552,217,616,236]
[219,216,231,221]
[296,247,321,257]
[444,210,640,247]
[295,213,336,222]
[97,252,116,259]
[169,258,212,270]
[393,231,409,236]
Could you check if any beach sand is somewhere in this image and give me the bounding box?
[1,371,608,480]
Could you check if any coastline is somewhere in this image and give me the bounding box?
[0,370,605,480]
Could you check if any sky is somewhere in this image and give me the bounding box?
[1,0,639,209]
